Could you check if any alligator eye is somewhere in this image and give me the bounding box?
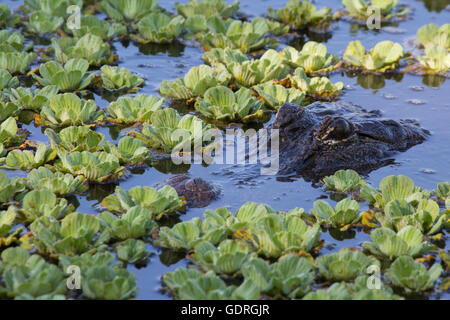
[329,117,353,139]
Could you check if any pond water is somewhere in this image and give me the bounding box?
[2,0,449,299]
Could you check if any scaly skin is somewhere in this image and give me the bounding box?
[272,101,429,179]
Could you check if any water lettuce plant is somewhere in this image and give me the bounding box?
[29,212,107,257]
[24,10,64,34]
[101,185,183,219]
[322,169,365,192]
[253,84,305,110]
[196,16,281,53]
[131,12,185,44]
[343,40,404,72]
[249,212,321,258]
[0,51,36,75]
[116,239,150,264]
[195,86,264,122]
[160,64,230,100]
[281,42,339,74]
[224,50,290,87]
[39,93,105,127]
[0,207,16,238]
[416,23,450,49]
[375,198,448,235]
[241,255,315,298]
[100,0,158,21]
[81,266,137,299]
[0,247,66,299]
[103,136,149,165]
[99,65,144,92]
[69,15,127,40]
[56,150,124,183]
[175,0,239,19]
[360,175,430,209]
[1,144,56,171]
[316,249,379,282]
[0,4,20,28]
[106,94,164,124]
[288,68,344,100]
[32,59,94,92]
[27,167,88,196]
[190,240,255,275]
[45,126,105,153]
[342,0,409,22]
[52,34,112,66]
[131,108,213,153]
[0,117,27,149]
[417,44,450,74]
[163,267,259,300]
[98,206,157,240]
[0,171,26,204]
[4,86,58,111]
[268,0,332,30]
[18,189,71,222]
[362,226,433,259]
[24,0,83,18]
[0,30,25,52]
[0,69,19,90]
[385,256,442,293]
[311,198,362,228]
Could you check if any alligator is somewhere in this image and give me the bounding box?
[272,101,429,179]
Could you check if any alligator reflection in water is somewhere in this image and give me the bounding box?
[272,101,430,180]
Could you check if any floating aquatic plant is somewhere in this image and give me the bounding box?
[29,212,107,257]
[0,207,17,238]
[342,0,409,22]
[101,185,184,219]
[0,117,27,149]
[343,40,404,72]
[268,0,332,30]
[362,226,433,259]
[45,126,105,153]
[242,254,315,298]
[24,10,64,34]
[19,189,72,222]
[131,12,185,44]
[106,94,164,124]
[39,93,105,127]
[81,266,137,299]
[56,150,124,183]
[416,23,450,49]
[195,86,264,122]
[32,59,94,92]
[103,136,149,165]
[99,206,157,240]
[280,42,339,74]
[385,256,442,293]
[69,15,127,40]
[99,65,144,92]
[0,51,36,75]
[116,239,151,264]
[52,34,112,66]
[0,171,26,204]
[253,83,305,110]
[130,108,213,153]
[175,0,239,19]
[24,0,83,18]
[316,249,379,282]
[160,64,230,100]
[311,198,362,228]
[3,86,58,111]
[0,4,20,28]
[0,247,67,299]
[1,144,56,171]
[417,44,450,74]
[27,167,88,196]
[100,0,158,21]
[322,169,365,193]
[288,68,344,100]
[0,69,19,90]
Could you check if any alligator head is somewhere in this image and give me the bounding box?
[272,101,429,179]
